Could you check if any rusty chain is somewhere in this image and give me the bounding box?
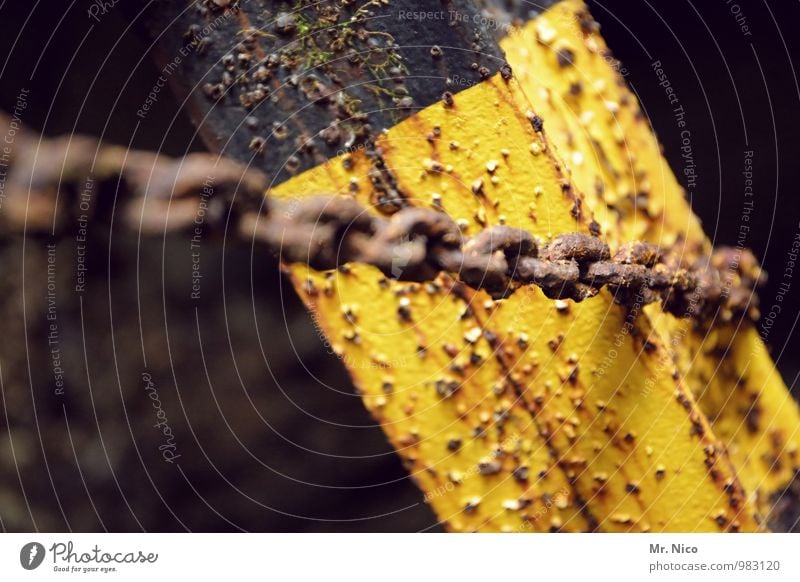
[0,113,764,324]
[245,196,764,323]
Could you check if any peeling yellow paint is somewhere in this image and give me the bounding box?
[272,155,588,532]
[502,0,800,519]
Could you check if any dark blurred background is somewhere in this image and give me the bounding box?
[0,0,798,531]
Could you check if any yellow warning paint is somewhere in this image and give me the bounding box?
[501,0,799,517]
[270,63,761,530]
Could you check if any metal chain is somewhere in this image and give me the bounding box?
[0,113,764,324]
[246,196,764,323]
